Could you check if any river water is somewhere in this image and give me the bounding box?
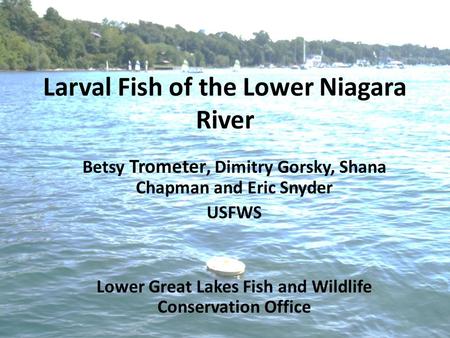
[0,67,449,337]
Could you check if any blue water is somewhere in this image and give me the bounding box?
[0,68,449,337]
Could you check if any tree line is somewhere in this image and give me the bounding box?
[1,0,449,70]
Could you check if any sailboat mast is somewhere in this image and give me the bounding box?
[294,40,297,64]
[303,38,306,64]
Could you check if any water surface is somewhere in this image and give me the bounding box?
[0,67,449,337]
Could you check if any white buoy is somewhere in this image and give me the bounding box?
[206,257,245,276]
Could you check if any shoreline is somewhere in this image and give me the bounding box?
[0,64,448,73]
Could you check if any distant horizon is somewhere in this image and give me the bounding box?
[31,0,450,49]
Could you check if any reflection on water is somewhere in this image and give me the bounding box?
[0,67,449,337]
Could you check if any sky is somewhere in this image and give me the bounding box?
[31,0,449,49]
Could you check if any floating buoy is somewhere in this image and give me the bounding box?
[206,257,245,276]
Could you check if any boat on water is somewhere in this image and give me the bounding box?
[134,60,141,71]
[377,60,405,69]
[355,59,371,67]
[188,67,203,73]
[304,55,323,68]
[386,60,405,69]
[181,59,189,72]
[154,60,174,70]
[259,64,276,69]
[298,40,326,69]
[331,62,351,68]
[233,60,241,72]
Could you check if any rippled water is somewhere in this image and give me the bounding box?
[0,67,449,337]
